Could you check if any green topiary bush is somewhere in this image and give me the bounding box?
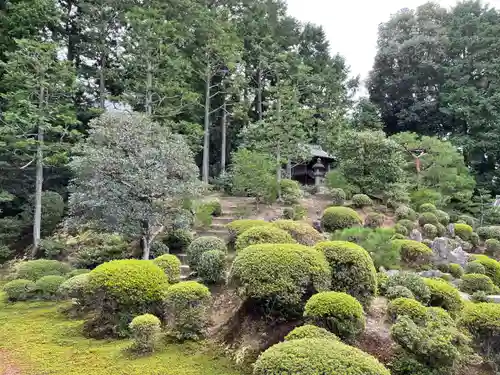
[448,263,464,279]
[454,223,473,241]
[280,179,302,204]
[2,279,36,301]
[418,212,439,226]
[272,220,323,246]
[84,259,168,338]
[377,272,389,295]
[436,223,446,236]
[385,286,415,300]
[419,203,437,213]
[435,210,450,225]
[470,255,500,286]
[460,274,495,294]
[227,219,272,245]
[386,272,431,303]
[352,194,373,208]
[163,229,193,253]
[465,261,486,275]
[186,236,226,271]
[66,268,90,278]
[477,226,500,241]
[315,241,377,308]
[303,291,365,342]
[284,324,339,341]
[331,188,346,206]
[392,240,433,268]
[129,314,161,353]
[471,291,489,303]
[58,273,89,299]
[458,214,476,228]
[197,250,226,284]
[364,212,385,229]
[398,219,416,232]
[34,275,66,300]
[394,224,408,236]
[152,254,181,283]
[395,205,417,221]
[422,224,437,239]
[253,338,390,375]
[423,278,463,314]
[486,238,500,256]
[15,259,71,281]
[321,207,362,232]
[387,297,427,323]
[235,226,296,251]
[230,243,330,318]
[164,281,210,340]
[281,204,306,221]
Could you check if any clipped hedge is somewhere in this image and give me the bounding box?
[364,212,384,229]
[448,263,464,279]
[387,297,427,323]
[35,275,66,300]
[397,219,416,232]
[230,243,330,317]
[386,272,430,304]
[422,223,437,239]
[352,194,373,208]
[186,236,226,271]
[15,259,71,281]
[284,324,339,341]
[321,207,362,232]
[129,313,161,353]
[394,224,408,237]
[304,291,365,342]
[2,279,36,302]
[424,278,463,314]
[477,226,500,241]
[385,286,415,300]
[331,188,346,206]
[272,220,323,246]
[392,239,432,268]
[197,250,226,284]
[235,226,295,251]
[163,229,193,253]
[419,203,437,213]
[465,261,486,275]
[58,273,89,299]
[227,219,271,239]
[280,179,302,204]
[152,254,181,283]
[395,205,417,221]
[470,255,500,286]
[418,212,439,226]
[253,338,390,375]
[315,241,377,308]
[460,274,495,295]
[454,223,473,241]
[435,210,450,225]
[485,238,500,256]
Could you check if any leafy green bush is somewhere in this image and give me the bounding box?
[58,273,89,299]
[15,260,71,281]
[303,291,365,342]
[39,238,66,259]
[253,338,390,375]
[152,254,181,283]
[387,297,427,323]
[460,274,495,294]
[230,244,330,318]
[284,324,338,341]
[386,272,431,303]
[465,261,486,275]
[84,259,168,338]
[435,210,450,225]
[392,240,432,268]
[235,226,295,251]
[410,189,442,209]
[186,236,226,271]
[280,179,302,204]
[470,255,500,286]
[395,205,417,221]
[398,219,416,232]
[201,200,222,217]
[386,286,415,300]
[419,203,437,213]
[331,188,346,206]
[448,263,464,279]
[394,224,408,236]
[66,268,90,278]
[377,272,389,295]
[389,355,440,375]
[422,224,437,239]
[486,238,500,256]
[454,223,473,241]
[164,281,211,340]
[282,204,306,220]
[352,194,373,208]
[321,206,362,232]
[163,229,193,253]
[315,241,377,308]
[34,275,66,300]
[22,190,65,238]
[471,291,489,303]
[129,314,161,353]
[477,226,500,241]
[364,212,384,228]
[2,279,36,301]
[69,231,129,269]
[227,219,271,245]
[458,214,476,228]
[436,223,446,236]
[0,245,14,264]
[418,212,439,226]
[423,278,463,314]
[272,220,323,246]
[197,250,226,284]
[470,232,480,247]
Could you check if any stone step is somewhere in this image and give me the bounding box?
[212,216,236,224]
[210,223,228,230]
[196,229,228,237]
[180,264,191,277]
[176,253,188,264]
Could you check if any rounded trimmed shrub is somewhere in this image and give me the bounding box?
[465,261,486,275]
[448,263,464,279]
[152,254,181,283]
[304,291,365,342]
[2,279,36,301]
[227,219,271,239]
[205,200,222,216]
[458,214,476,227]
[235,226,295,251]
[253,338,390,375]
[66,268,90,278]
[364,212,384,229]
[418,212,439,226]
[435,210,450,225]
[387,297,427,323]
[419,203,437,213]
[386,272,431,303]
[186,236,226,270]
[280,179,302,204]
[394,224,408,236]
[331,188,346,206]
[426,306,455,326]
[35,275,66,300]
[15,259,71,281]
[392,240,433,268]
[460,274,495,294]
[58,273,89,299]
[395,205,417,221]
[422,223,437,239]
[285,324,338,341]
[352,194,373,208]
[398,219,416,232]
[69,231,129,269]
[197,250,226,284]
[486,238,500,256]
[163,229,193,253]
[454,223,473,241]
[470,255,500,286]
[230,244,330,317]
[423,278,463,314]
[385,286,415,300]
[321,207,362,232]
[471,291,489,303]
[272,220,323,246]
[477,226,500,241]
[164,281,211,340]
[377,272,389,295]
[436,223,446,236]
[129,313,161,353]
[315,241,377,308]
[470,232,480,247]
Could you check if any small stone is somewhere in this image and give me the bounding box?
[419,270,444,278]
[448,224,455,237]
[487,295,500,304]
[410,229,423,242]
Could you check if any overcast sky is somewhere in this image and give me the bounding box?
[286,0,500,86]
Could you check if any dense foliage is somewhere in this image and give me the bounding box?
[321,207,362,232]
[235,226,295,251]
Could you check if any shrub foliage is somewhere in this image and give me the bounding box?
[321,207,362,232]
[235,226,295,251]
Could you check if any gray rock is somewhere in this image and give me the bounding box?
[384,269,400,277]
[447,224,455,237]
[459,292,471,301]
[410,229,423,242]
[487,295,500,304]
[431,237,470,267]
[312,220,322,233]
[450,246,470,266]
[419,269,445,278]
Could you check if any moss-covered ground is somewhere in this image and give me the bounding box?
[0,294,241,375]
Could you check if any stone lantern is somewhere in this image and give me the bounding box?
[312,158,325,187]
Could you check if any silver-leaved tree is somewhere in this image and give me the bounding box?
[66,111,203,259]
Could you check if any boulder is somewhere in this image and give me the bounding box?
[410,229,423,242]
[431,237,470,267]
[487,295,500,304]
[419,269,446,278]
[447,224,455,237]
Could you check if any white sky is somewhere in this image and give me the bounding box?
[286,0,500,85]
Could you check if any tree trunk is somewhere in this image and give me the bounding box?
[32,87,45,258]
[145,55,152,116]
[286,159,292,179]
[257,64,263,121]
[276,88,282,200]
[99,52,106,110]
[202,64,211,184]
[221,93,227,174]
